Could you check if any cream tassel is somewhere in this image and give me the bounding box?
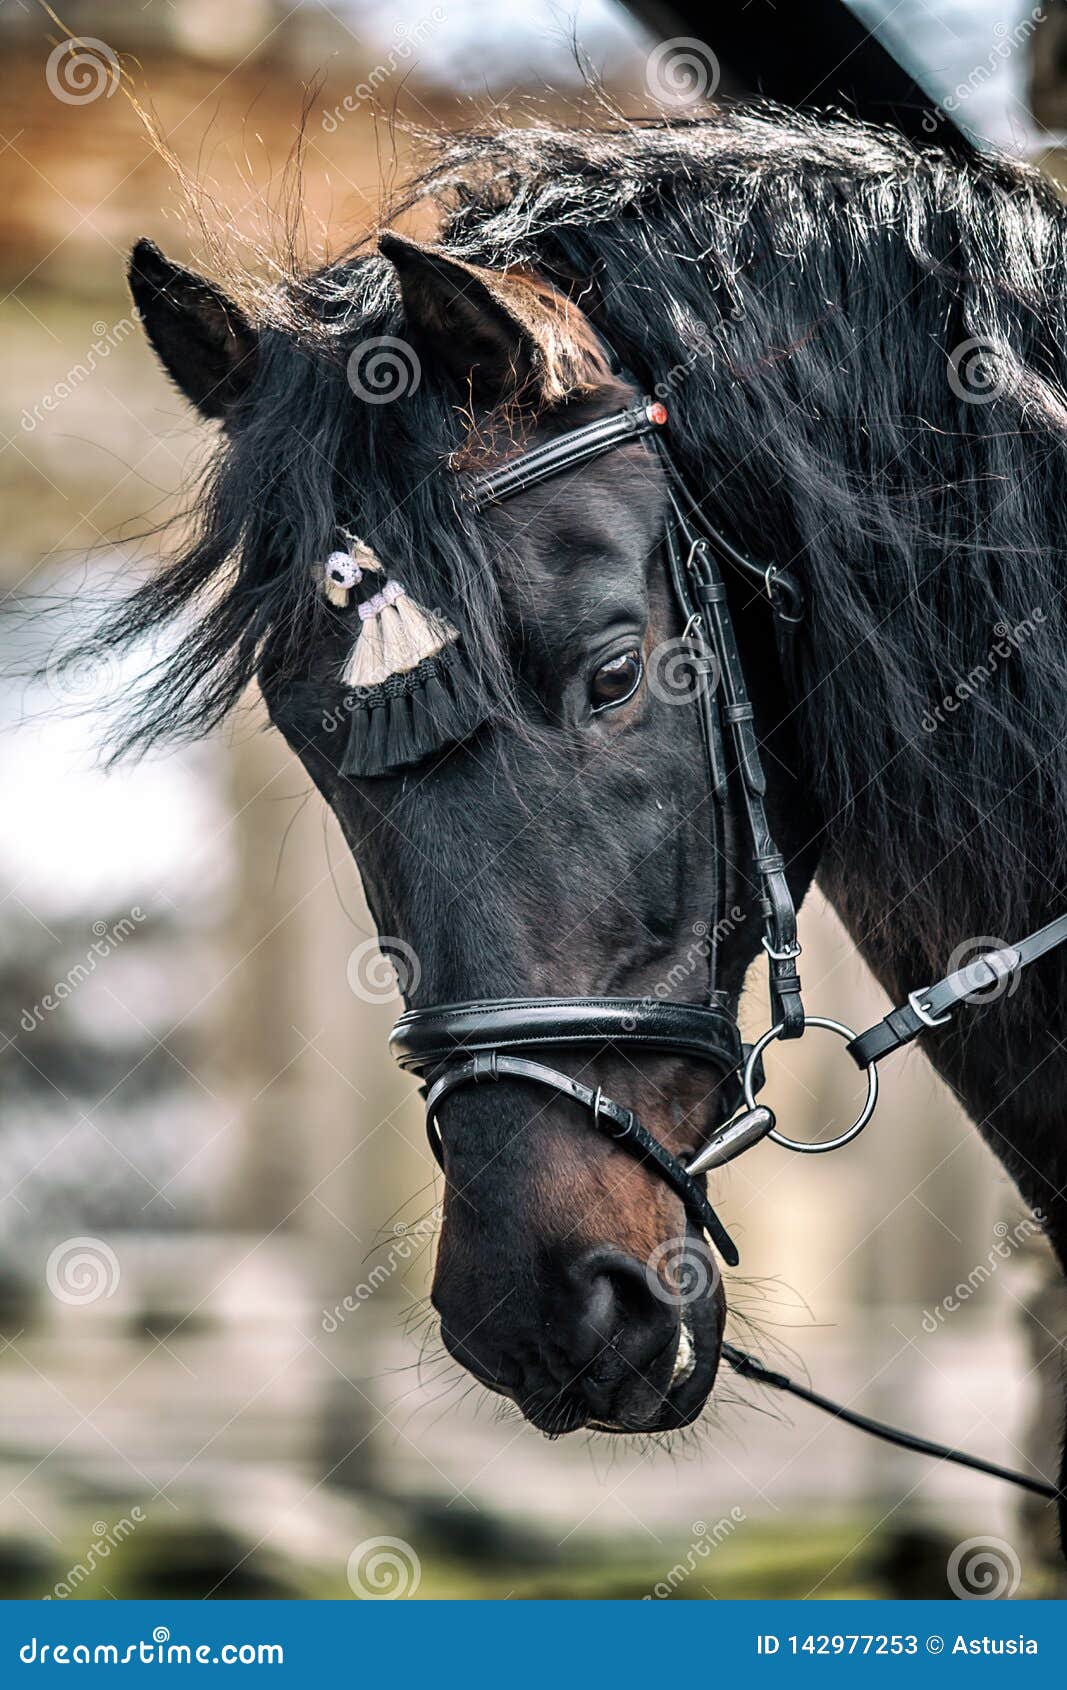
[341,580,458,689]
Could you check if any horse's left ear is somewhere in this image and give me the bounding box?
[379,231,603,405]
[128,238,258,420]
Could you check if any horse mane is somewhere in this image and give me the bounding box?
[83,108,1067,952]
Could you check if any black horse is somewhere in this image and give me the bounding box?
[96,112,1067,1522]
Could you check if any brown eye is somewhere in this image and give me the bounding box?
[590,648,643,713]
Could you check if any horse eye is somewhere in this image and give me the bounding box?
[590,649,643,712]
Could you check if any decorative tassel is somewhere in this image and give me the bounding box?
[340,579,458,689]
[340,643,486,778]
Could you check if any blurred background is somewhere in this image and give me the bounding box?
[1,0,1066,1601]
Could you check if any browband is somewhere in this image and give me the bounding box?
[465,400,667,508]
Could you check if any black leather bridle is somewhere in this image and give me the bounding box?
[390,396,805,1271]
[386,394,1065,1501]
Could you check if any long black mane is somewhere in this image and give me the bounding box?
[89,109,1067,955]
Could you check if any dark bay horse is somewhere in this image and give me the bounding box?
[96,112,1067,1524]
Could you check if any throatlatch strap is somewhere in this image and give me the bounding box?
[847,912,1067,1069]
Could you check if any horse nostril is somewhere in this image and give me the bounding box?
[567,1246,678,1376]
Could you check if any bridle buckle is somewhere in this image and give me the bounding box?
[907,988,951,1028]
[761,935,802,962]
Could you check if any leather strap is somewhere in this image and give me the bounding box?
[847,913,1067,1068]
[391,996,744,1074]
[424,1051,740,1267]
[722,1344,1058,1500]
[466,401,665,508]
[676,513,804,1037]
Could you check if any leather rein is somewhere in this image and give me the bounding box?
[387,396,1063,1503]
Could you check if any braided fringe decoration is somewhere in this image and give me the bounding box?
[341,581,458,689]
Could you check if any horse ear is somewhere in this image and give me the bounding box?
[378,231,601,405]
[128,238,258,420]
